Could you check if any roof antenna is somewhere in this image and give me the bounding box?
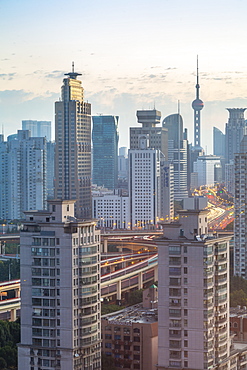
[72,61,74,73]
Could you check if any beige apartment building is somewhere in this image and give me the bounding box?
[18,200,101,370]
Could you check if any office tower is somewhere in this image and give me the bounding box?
[213,127,225,157]
[18,199,101,369]
[118,146,128,180]
[54,66,92,219]
[22,120,52,141]
[46,141,55,199]
[0,130,47,220]
[192,57,204,149]
[92,115,119,190]
[193,155,222,187]
[130,109,168,159]
[92,192,130,229]
[157,209,231,370]
[234,135,247,278]
[163,113,188,200]
[129,135,161,229]
[225,108,247,164]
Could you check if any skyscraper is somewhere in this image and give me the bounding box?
[0,130,47,220]
[54,65,92,219]
[163,113,188,200]
[92,115,119,190]
[18,200,101,369]
[22,120,52,141]
[192,57,204,149]
[213,127,225,157]
[157,209,231,369]
[130,109,168,159]
[225,108,247,164]
[129,135,161,229]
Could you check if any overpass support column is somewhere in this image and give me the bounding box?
[154,266,158,282]
[117,280,121,301]
[138,272,143,290]
[103,238,108,253]
[10,308,16,322]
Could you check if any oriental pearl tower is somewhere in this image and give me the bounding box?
[192,56,204,148]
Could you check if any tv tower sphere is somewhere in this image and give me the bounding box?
[192,98,204,111]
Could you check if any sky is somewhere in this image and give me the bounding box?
[1,0,247,153]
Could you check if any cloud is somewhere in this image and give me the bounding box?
[0,73,16,80]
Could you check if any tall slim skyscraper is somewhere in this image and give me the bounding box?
[163,113,188,201]
[18,200,101,369]
[92,115,119,190]
[22,120,52,141]
[192,57,204,149]
[225,108,247,164]
[54,65,92,219]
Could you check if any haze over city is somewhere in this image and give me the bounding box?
[1,0,247,151]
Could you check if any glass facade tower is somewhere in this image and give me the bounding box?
[92,115,119,190]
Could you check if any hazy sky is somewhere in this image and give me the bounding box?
[1,0,247,152]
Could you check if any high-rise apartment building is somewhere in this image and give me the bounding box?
[225,108,247,164]
[54,66,92,219]
[157,209,231,370]
[234,135,247,278]
[163,114,188,201]
[0,130,47,220]
[22,120,52,142]
[92,115,119,190]
[129,135,161,229]
[130,109,168,159]
[18,199,101,370]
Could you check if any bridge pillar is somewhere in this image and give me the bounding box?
[117,280,121,301]
[103,238,108,253]
[10,308,16,322]
[138,272,143,290]
[15,288,20,298]
[154,265,158,282]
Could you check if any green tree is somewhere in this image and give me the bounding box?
[0,357,7,370]
[102,353,116,370]
[230,289,247,307]
[101,304,124,316]
[127,289,143,305]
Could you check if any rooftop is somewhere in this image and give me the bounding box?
[102,304,158,325]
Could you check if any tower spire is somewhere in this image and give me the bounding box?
[192,56,204,148]
[64,62,82,80]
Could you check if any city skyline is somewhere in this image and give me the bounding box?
[1,0,247,152]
